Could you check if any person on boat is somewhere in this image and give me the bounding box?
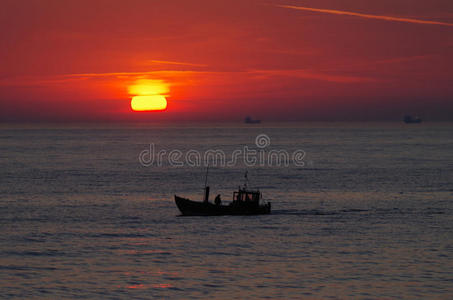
[215,194,221,205]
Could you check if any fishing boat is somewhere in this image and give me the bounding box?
[174,171,271,216]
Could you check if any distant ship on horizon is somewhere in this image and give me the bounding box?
[403,115,422,124]
[244,116,261,124]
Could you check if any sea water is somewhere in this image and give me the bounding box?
[1,122,452,298]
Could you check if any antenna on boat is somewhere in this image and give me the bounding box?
[203,163,210,203]
[204,163,209,188]
[243,170,248,189]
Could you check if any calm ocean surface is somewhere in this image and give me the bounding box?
[1,122,453,299]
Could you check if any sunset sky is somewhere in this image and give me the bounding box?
[1,0,452,122]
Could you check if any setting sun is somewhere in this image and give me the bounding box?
[128,79,169,111]
[131,95,167,111]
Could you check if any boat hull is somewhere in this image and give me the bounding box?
[175,196,271,216]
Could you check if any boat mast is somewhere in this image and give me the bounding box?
[204,164,209,188]
[204,164,210,203]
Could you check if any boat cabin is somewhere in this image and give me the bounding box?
[233,188,261,203]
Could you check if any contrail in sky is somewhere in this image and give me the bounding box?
[277,4,453,27]
[149,60,208,67]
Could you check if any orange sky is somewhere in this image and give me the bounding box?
[0,0,452,121]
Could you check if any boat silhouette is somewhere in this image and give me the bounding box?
[403,115,422,124]
[244,116,261,124]
[174,170,271,216]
